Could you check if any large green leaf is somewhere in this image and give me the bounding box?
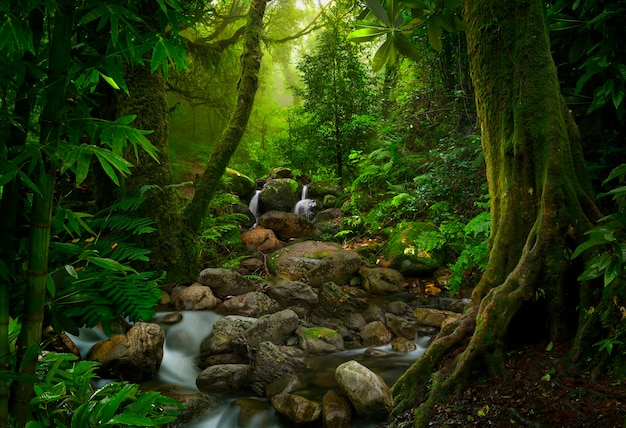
[348,27,390,42]
[372,37,394,73]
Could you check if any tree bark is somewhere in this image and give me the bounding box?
[184,0,268,233]
[390,0,602,424]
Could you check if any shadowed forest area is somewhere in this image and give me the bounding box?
[1,0,626,426]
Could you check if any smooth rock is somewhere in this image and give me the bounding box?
[359,321,393,346]
[322,389,352,428]
[196,268,257,298]
[335,360,393,420]
[196,364,253,393]
[271,393,321,424]
[171,282,220,311]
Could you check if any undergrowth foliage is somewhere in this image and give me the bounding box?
[43,188,164,336]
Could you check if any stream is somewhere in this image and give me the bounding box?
[71,310,429,427]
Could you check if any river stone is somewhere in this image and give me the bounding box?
[268,241,362,287]
[252,341,309,395]
[363,304,386,323]
[308,181,342,198]
[196,364,253,393]
[335,360,393,420]
[232,398,275,427]
[266,373,305,397]
[196,268,257,298]
[296,326,344,355]
[391,337,417,352]
[360,321,393,346]
[199,315,257,357]
[268,167,294,179]
[364,347,391,358]
[267,280,319,316]
[313,282,368,319]
[413,307,461,327]
[220,291,280,317]
[86,322,165,380]
[382,300,414,317]
[222,167,255,199]
[151,385,221,425]
[197,352,248,370]
[161,312,183,324]
[171,282,220,311]
[258,178,299,212]
[342,312,367,331]
[271,393,321,424]
[259,211,316,240]
[242,309,300,350]
[385,313,418,340]
[240,226,281,252]
[359,266,405,295]
[322,389,352,428]
[379,221,446,275]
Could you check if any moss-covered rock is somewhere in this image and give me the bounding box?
[222,168,255,199]
[259,178,299,212]
[380,221,445,275]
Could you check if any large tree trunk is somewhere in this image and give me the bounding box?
[184,0,267,232]
[116,65,196,281]
[391,0,602,424]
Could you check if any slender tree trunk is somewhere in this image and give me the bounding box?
[390,0,601,424]
[10,3,73,424]
[184,0,268,232]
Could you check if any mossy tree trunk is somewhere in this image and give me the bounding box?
[391,0,602,424]
[116,65,196,281]
[183,0,268,233]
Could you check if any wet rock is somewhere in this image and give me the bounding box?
[342,312,367,331]
[171,282,220,311]
[364,348,391,358]
[150,385,221,425]
[258,178,299,212]
[385,313,417,340]
[252,341,309,395]
[413,307,461,328]
[196,364,253,394]
[268,241,362,287]
[196,268,257,298]
[242,309,300,350]
[86,322,164,380]
[359,266,405,295]
[240,226,281,253]
[271,393,321,424]
[259,210,316,240]
[268,167,294,179]
[313,282,368,319]
[267,280,319,316]
[322,389,352,428]
[220,292,280,317]
[363,304,386,323]
[42,327,81,357]
[199,315,257,357]
[223,167,255,199]
[197,352,249,370]
[231,398,275,427]
[161,312,183,324]
[360,321,393,346]
[335,360,393,421]
[391,337,417,352]
[266,373,305,397]
[296,326,344,355]
[381,300,414,317]
[379,221,446,275]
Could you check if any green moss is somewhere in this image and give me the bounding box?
[302,327,341,340]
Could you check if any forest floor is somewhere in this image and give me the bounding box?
[387,338,626,427]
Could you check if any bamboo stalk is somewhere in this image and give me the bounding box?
[9,1,73,425]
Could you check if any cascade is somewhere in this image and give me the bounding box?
[248,189,261,226]
[293,185,316,219]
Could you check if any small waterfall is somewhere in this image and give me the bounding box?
[293,185,316,219]
[248,189,261,226]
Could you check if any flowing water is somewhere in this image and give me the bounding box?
[71,311,429,427]
[248,190,261,226]
[293,185,316,219]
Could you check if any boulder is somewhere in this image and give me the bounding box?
[384,313,417,340]
[313,282,368,319]
[86,322,164,380]
[335,360,393,420]
[223,167,255,199]
[196,364,253,394]
[359,321,393,346]
[267,280,319,316]
[258,211,316,240]
[196,268,257,298]
[220,292,280,317]
[266,373,305,398]
[379,221,446,275]
[199,315,257,357]
[268,241,362,287]
[391,337,417,352]
[296,326,344,355]
[240,226,281,253]
[271,393,321,424]
[197,352,248,370]
[308,182,342,198]
[322,389,352,428]
[171,282,220,311]
[413,307,461,328]
[342,312,367,331]
[268,167,294,179]
[359,266,405,295]
[258,178,299,212]
[242,309,300,350]
[252,341,309,395]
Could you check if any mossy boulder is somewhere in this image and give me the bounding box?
[380,222,445,275]
[222,168,255,199]
[259,178,299,213]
